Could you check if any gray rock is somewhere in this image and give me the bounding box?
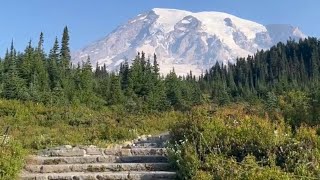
[40,147,86,157]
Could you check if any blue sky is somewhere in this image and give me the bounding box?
[0,0,319,56]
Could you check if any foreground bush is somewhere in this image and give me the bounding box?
[0,98,185,178]
[0,99,185,151]
[0,140,25,180]
[169,104,320,179]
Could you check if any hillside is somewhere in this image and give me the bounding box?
[1,27,320,180]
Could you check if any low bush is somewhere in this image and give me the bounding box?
[0,140,26,180]
[0,99,185,151]
[168,104,320,179]
[0,98,186,178]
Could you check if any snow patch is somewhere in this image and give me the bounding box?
[178,27,187,31]
[96,57,113,66]
[130,15,147,23]
[293,28,307,39]
[115,59,124,66]
[152,8,190,33]
[181,20,190,24]
[137,44,156,56]
[79,54,89,58]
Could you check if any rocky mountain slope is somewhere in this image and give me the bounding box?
[72,8,306,76]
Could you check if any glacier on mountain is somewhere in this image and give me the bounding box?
[72,8,306,76]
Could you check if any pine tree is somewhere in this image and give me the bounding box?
[60,26,71,71]
[48,37,60,89]
[119,60,130,90]
[33,33,49,93]
[20,41,34,84]
[165,69,184,109]
[0,58,3,89]
[311,49,319,85]
[153,53,159,76]
[130,53,143,96]
[37,32,44,51]
[2,42,27,99]
[108,74,124,105]
[80,57,94,94]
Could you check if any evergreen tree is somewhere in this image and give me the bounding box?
[33,33,49,93]
[153,53,159,76]
[37,32,44,51]
[60,26,71,71]
[78,57,95,104]
[20,41,34,84]
[48,37,60,90]
[165,69,184,110]
[80,57,94,93]
[107,73,124,105]
[2,42,27,99]
[119,60,130,90]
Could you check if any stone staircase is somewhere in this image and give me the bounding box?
[20,133,176,180]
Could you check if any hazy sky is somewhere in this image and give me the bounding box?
[0,0,319,55]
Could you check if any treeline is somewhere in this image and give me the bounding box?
[94,52,202,111]
[199,37,320,104]
[2,27,320,114]
[0,27,201,111]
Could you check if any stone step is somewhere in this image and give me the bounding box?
[120,156,168,163]
[133,142,161,148]
[20,171,176,180]
[27,155,168,165]
[104,148,168,156]
[134,135,169,144]
[135,138,166,143]
[147,135,170,142]
[27,156,117,165]
[130,148,167,156]
[24,163,172,173]
[40,147,167,157]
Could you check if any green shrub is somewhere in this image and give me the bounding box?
[169,104,320,179]
[279,91,311,128]
[0,99,185,150]
[168,142,200,179]
[0,140,25,180]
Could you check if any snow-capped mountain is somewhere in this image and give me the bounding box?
[72,8,306,76]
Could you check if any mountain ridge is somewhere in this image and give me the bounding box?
[72,8,306,76]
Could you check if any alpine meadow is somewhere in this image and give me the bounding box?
[1,2,320,180]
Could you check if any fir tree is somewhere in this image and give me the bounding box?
[108,74,124,105]
[153,53,159,76]
[48,37,60,89]
[2,42,26,99]
[60,26,71,70]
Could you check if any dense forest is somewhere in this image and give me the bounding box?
[0,26,201,112]
[200,37,320,103]
[2,27,320,179]
[1,27,320,115]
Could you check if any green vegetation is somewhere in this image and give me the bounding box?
[200,38,320,105]
[1,28,320,179]
[0,99,186,150]
[0,27,200,179]
[0,27,202,112]
[0,98,185,179]
[0,141,25,180]
[165,37,320,179]
[169,104,320,179]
